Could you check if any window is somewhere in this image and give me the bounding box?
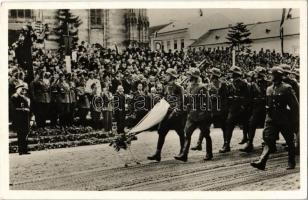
[181,39,184,49]
[10,10,17,18]
[174,40,177,50]
[10,9,32,19]
[167,41,170,50]
[90,9,102,26]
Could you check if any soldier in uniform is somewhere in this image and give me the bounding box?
[281,64,300,155]
[251,66,299,170]
[147,68,185,162]
[32,71,51,127]
[240,66,269,153]
[191,68,230,153]
[219,66,250,153]
[174,68,211,162]
[56,73,71,127]
[114,85,126,134]
[11,83,31,155]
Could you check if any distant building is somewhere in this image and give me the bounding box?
[190,17,299,55]
[8,9,150,50]
[149,14,232,52]
[149,23,171,50]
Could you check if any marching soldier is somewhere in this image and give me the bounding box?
[147,68,185,162]
[11,83,31,155]
[281,64,300,155]
[219,66,250,153]
[251,66,299,170]
[240,66,269,153]
[191,68,230,154]
[174,68,211,162]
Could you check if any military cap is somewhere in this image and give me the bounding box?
[230,66,242,75]
[15,83,28,90]
[187,68,201,78]
[166,68,178,78]
[279,64,291,73]
[210,67,221,77]
[292,68,300,77]
[255,66,266,73]
[247,71,255,77]
[271,66,284,75]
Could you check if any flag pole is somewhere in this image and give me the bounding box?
[281,27,284,55]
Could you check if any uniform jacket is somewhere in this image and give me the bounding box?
[76,86,90,109]
[33,79,51,103]
[187,82,208,122]
[208,81,230,115]
[265,81,299,127]
[164,82,184,113]
[228,78,250,112]
[56,81,71,103]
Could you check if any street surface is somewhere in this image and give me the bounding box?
[10,128,300,191]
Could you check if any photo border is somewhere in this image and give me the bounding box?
[0,0,307,199]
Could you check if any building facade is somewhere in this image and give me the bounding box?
[190,18,300,55]
[149,14,232,52]
[8,9,150,50]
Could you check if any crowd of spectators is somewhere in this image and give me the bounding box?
[8,40,300,133]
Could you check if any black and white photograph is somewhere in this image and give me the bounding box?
[0,1,307,199]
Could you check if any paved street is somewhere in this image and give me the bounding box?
[10,128,300,191]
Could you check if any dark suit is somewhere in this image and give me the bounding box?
[32,79,50,127]
[11,94,30,154]
[253,81,299,168]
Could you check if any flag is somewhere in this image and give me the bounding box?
[128,99,170,134]
[287,8,292,19]
[280,8,292,29]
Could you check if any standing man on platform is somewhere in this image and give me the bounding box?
[11,83,31,155]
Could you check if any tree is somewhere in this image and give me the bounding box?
[54,9,82,49]
[226,22,252,51]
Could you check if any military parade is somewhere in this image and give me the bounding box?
[6,7,304,193]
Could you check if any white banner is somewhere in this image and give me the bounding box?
[129,99,170,134]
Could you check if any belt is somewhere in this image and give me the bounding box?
[15,108,30,112]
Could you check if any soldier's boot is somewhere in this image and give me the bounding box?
[286,140,296,170]
[204,136,213,161]
[295,132,300,155]
[239,133,248,144]
[174,139,190,162]
[287,158,296,170]
[191,132,203,151]
[250,145,270,170]
[240,140,254,153]
[147,149,161,162]
[219,142,230,153]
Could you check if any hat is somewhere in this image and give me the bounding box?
[254,66,266,75]
[210,68,221,77]
[271,66,284,75]
[15,83,28,90]
[292,68,299,77]
[166,68,178,78]
[279,64,291,73]
[230,66,242,75]
[187,68,201,78]
[247,71,255,77]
